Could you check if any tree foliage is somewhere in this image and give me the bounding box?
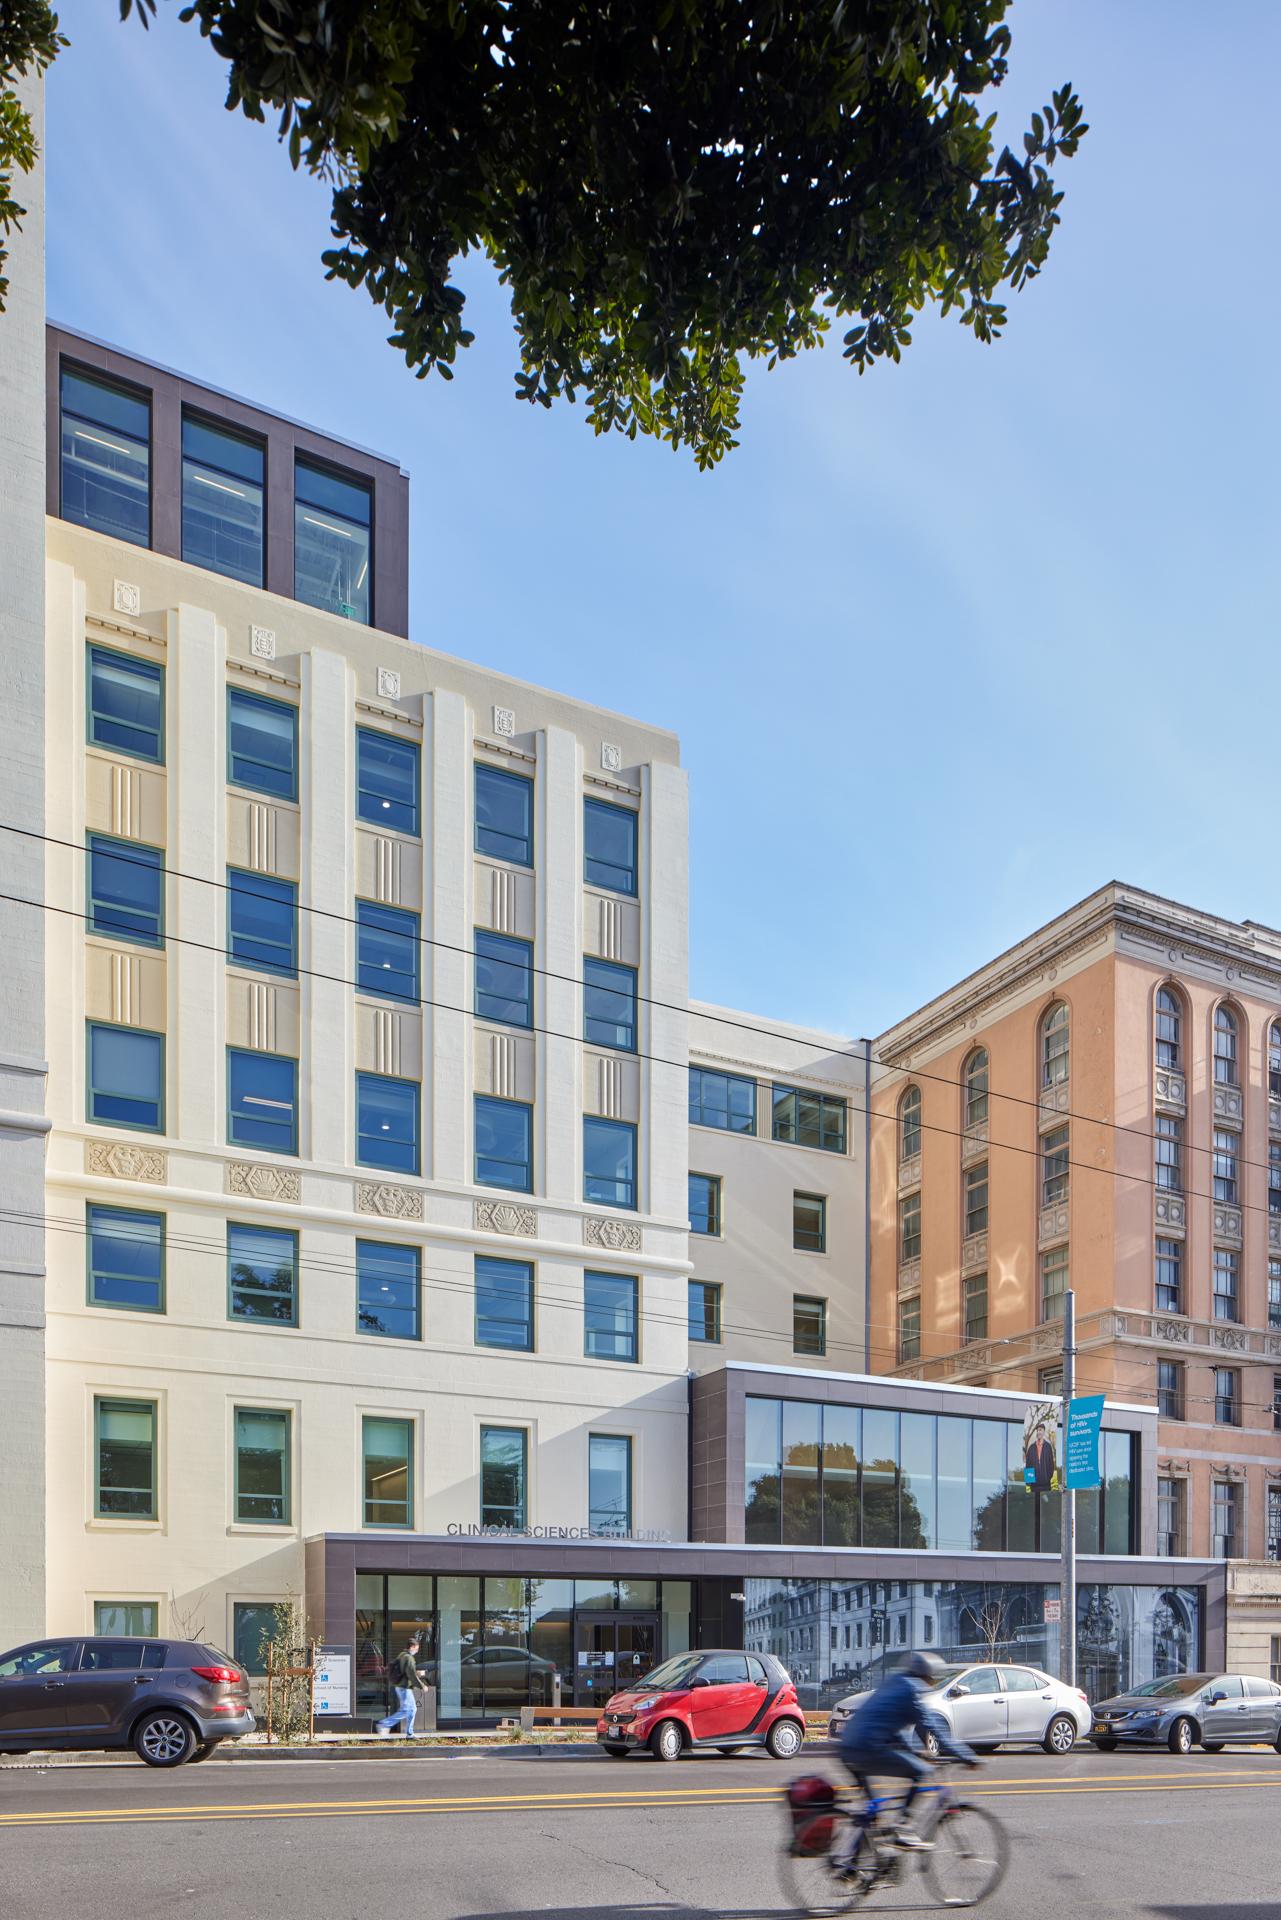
[0,1,66,305]
[2,1,1086,465]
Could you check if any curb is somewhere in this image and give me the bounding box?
[0,1739,605,1769]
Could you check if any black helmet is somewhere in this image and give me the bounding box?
[906,1651,945,1685]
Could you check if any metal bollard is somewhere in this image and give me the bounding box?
[416,1684,437,1733]
[519,1706,535,1733]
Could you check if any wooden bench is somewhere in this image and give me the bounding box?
[513,1706,601,1731]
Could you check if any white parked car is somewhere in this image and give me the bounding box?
[827,1662,1092,1756]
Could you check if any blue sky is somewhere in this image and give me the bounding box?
[44,2,1281,1038]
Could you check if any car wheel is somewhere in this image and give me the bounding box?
[766,1718,804,1760]
[1273,1729,1281,1756]
[1200,1742,1225,1754]
[600,1745,630,1759]
[1044,1714,1077,1756]
[1167,1717,1194,1755]
[1092,1737,1117,1752]
[134,1712,198,1768]
[920,1728,941,1760]
[649,1719,684,1763]
[188,1741,223,1764]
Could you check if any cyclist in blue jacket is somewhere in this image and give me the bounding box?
[838,1651,980,1853]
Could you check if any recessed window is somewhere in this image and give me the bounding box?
[793,1294,826,1356]
[480,1425,527,1528]
[357,1241,421,1340]
[899,1086,922,1160]
[1212,1129,1238,1206]
[1214,1005,1239,1086]
[95,1601,158,1637]
[234,1407,291,1524]
[588,1434,632,1535]
[474,1095,533,1191]
[228,1222,298,1324]
[1041,1125,1069,1207]
[1157,1359,1183,1419]
[963,1050,989,1128]
[233,1603,279,1675]
[1155,1237,1182,1314]
[1040,1244,1068,1322]
[87,645,164,763]
[1269,1143,1281,1217]
[475,763,533,866]
[475,1255,534,1351]
[583,1116,637,1209]
[689,1067,756,1133]
[583,798,638,896]
[183,416,264,586]
[363,1416,413,1528]
[227,688,298,801]
[356,1072,420,1175]
[1157,1476,1183,1557]
[356,728,420,835]
[95,1397,156,1518]
[1212,1480,1238,1556]
[1156,986,1182,1069]
[689,1172,721,1237]
[474,931,533,1027]
[1214,1367,1240,1427]
[87,1023,164,1132]
[963,1273,987,1344]
[1269,1261,1281,1331]
[295,458,372,623]
[772,1085,847,1154]
[899,1191,921,1263]
[963,1161,989,1237]
[61,366,150,546]
[794,1191,826,1253]
[584,1271,639,1362]
[583,958,637,1052]
[898,1296,920,1362]
[356,900,419,1004]
[88,1204,164,1312]
[688,1279,722,1343]
[87,835,163,947]
[228,870,297,977]
[1212,1247,1239,1323]
[1041,1002,1069,1086]
[1271,1021,1281,1099]
[1155,1113,1182,1192]
[227,1048,297,1155]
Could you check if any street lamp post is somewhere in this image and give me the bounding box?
[1060,1288,1077,1689]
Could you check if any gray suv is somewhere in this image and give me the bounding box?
[1090,1671,1281,1754]
[0,1636,255,1766]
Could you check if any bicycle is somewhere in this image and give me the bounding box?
[781,1765,1010,1914]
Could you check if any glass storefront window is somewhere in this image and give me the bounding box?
[437,1575,482,1721]
[971,1420,1006,1550]
[618,1580,658,1611]
[661,1581,692,1657]
[899,1412,936,1549]
[822,1404,859,1547]
[936,1416,971,1553]
[861,1409,899,1547]
[745,1396,782,1544]
[1103,1430,1133,1555]
[782,1400,821,1546]
[574,1579,617,1609]
[1006,1423,1037,1551]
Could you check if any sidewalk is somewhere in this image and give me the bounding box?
[0,1732,604,1767]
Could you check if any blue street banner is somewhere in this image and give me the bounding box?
[1064,1395,1105,1490]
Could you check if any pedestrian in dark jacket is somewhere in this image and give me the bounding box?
[839,1652,979,1851]
[377,1636,424,1738]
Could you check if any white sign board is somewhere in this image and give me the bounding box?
[1043,1599,1062,1624]
[314,1651,351,1716]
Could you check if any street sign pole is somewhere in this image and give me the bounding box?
[1060,1288,1076,1689]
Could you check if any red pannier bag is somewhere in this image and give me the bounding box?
[786,1775,838,1856]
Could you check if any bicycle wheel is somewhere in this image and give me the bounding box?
[922,1803,1009,1908]
[779,1835,875,1916]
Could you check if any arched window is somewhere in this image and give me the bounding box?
[1041,1002,1070,1088]
[1269,1020,1281,1100]
[1155,986,1183,1070]
[899,1085,922,1162]
[963,1049,989,1129]
[1214,1005,1239,1087]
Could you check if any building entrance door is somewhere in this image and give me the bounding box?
[573,1615,659,1709]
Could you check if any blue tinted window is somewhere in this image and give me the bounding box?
[772,1084,847,1154]
[227,1049,297,1155]
[356,901,419,1003]
[88,1205,164,1311]
[228,1221,298,1323]
[228,870,297,976]
[87,1023,164,1132]
[227,689,297,800]
[475,931,533,1028]
[357,1240,421,1340]
[357,729,419,835]
[584,799,638,896]
[584,1271,639,1362]
[356,1073,420,1174]
[61,367,150,547]
[689,1067,756,1133]
[475,1096,533,1191]
[584,1117,637,1210]
[475,1255,534,1351]
[295,460,371,623]
[583,958,637,1052]
[475,764,533,866]
[87,646,164,763]
[87,836,163,947]
[182,416,264,587]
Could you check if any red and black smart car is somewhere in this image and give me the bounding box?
[597,1649,805,1761]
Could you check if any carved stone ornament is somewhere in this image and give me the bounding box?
[86,1141,167,1183]
[225,1161,300,1202]
[600,742,623,773]
[1153,1318,1192,1344]
[249,625,277,660]
[377,667,401,699]
[357,1181,424,1220]
[584,1215,642,1253]
[112,579,141,617]
[492,705,517,738]
[474,1199,537,1237]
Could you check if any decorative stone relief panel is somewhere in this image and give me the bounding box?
[110,763,142,839]
[896,1257,921,1296]
[492,866,516,935]
[86,1141,167,1183]
[1213,1086,1244,1126]
[1271,1094,1281,1136]
[961,1231,988,1276]
[1039,1081,1070,1119]
[1212,1204,1243,1244]
[474,1199,537,1236]
[113,579,141,617]
[1270,1218,1281,1255]
[226,1162,300,1202]
[377,667,401,699]
[1154,1192,1186,1232]
[375,835,403,905]
[1212,1326,1249,1353]
[247,803,278,873]
[357,1181,424,1220]
[110,951,139,1025]
[250,625,277,660]
[492,705,517,738]
[584,1216,642,1253]
[601,742,623,773]
[897,1153,922,1194]
[1155,1068,1186,1111]
[1152,1318,1192,1343]
[960,1122,987,1167]
[1038,1203,1070,1246]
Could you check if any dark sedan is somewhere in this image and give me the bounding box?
[0,1635,255,1765]
[1090,1671,1281,1754]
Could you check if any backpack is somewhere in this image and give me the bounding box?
[786,1775,838,1857]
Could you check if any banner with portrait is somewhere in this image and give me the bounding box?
[1021,1399,1061,1493]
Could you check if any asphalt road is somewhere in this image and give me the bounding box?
[1,1742,1278,1920]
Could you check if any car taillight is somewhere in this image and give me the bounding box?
[192,1666,241,1685]
[1075,1690,1089,1702]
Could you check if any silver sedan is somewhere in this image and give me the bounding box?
[828,1662,1092,1756]
[1089,1672,1281,1754]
